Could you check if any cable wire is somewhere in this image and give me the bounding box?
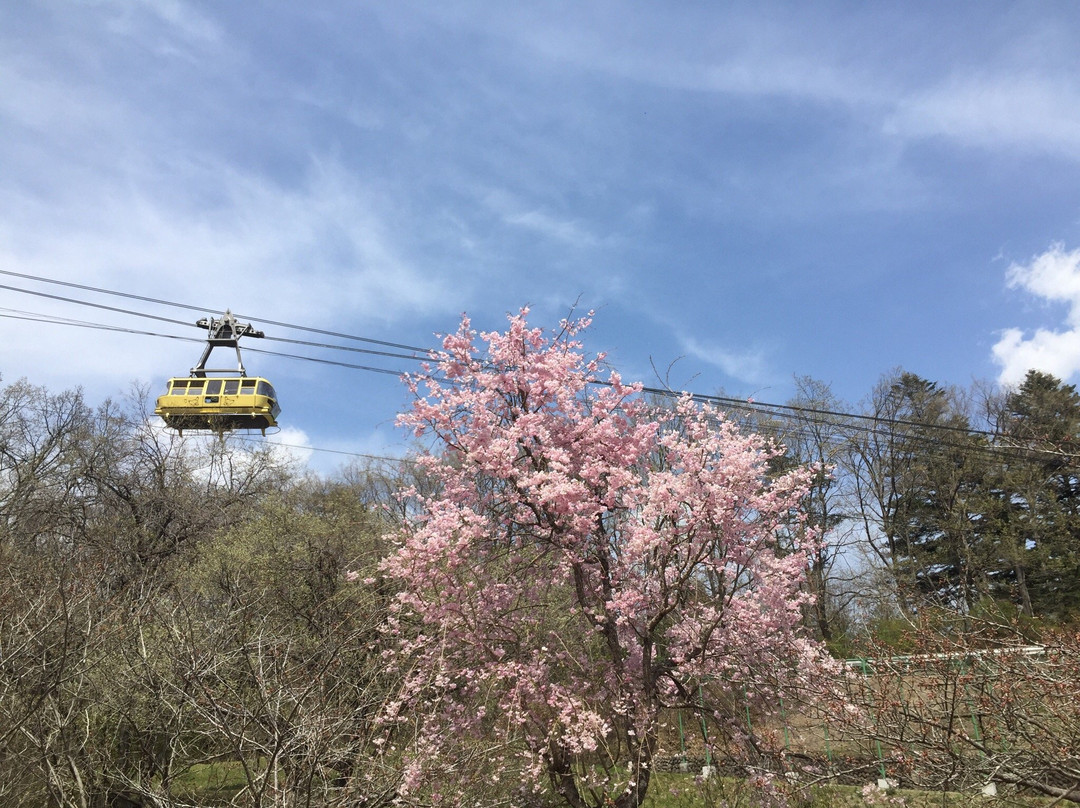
[1,272,1077,463]
[0,268,434,354]
[0,278,430,362]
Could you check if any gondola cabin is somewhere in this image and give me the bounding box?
[156,311,282,437]
[155,376,281,436]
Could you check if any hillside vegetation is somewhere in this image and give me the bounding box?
[3,315,1080,807]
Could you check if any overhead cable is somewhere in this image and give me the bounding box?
[1,272,1077,462]
[0,268,433,355]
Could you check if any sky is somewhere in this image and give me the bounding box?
[5,1,1080,472]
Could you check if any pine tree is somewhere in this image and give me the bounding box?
[987,370,1080,618]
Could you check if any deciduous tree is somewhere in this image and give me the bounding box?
[847,371,986,615]
[381,310,829,808]
[838,621,1080,803]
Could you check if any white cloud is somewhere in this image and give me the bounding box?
[992,244,1080,385]
[0,6,456,352]
[993,327,1080,387]
[90,0,222,54]
[266,425,315,468]
[1005,242,1080,317]
[0,59,120,137]
[429,3,877,108]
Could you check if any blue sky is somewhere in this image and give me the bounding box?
[5,1,1080,470]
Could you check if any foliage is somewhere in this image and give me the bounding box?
[982,370,1080,618]
[5,327,1080,806]
[0,379,409,807]
[844,372,987,615]
[380,310,831,808]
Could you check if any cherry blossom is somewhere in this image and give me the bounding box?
[380,309,828,808]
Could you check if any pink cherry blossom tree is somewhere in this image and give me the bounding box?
[380,309,829,808]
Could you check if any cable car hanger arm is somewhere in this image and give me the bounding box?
[191,310,263,376]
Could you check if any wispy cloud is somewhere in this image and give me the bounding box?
[461,5,1080,165]
[439,4,878,107]
[103,0,223,49]
[889,74,1080,160]
[677,335,774,391]
[2,159,455,318]
[0,153,459,399]
[481,188,602,249]
[504,209,598,247]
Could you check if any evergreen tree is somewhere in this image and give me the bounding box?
[987,370,1080,617]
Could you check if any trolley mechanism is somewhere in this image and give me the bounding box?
[154,311,281,437]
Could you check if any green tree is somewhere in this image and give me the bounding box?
[985,370,1080,618]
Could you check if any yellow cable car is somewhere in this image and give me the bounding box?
[155,376,280,436]
[154,311,281,437]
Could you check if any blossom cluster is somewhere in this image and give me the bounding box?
[378,310,827,805]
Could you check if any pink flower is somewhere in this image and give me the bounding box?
[381,309,829,805]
